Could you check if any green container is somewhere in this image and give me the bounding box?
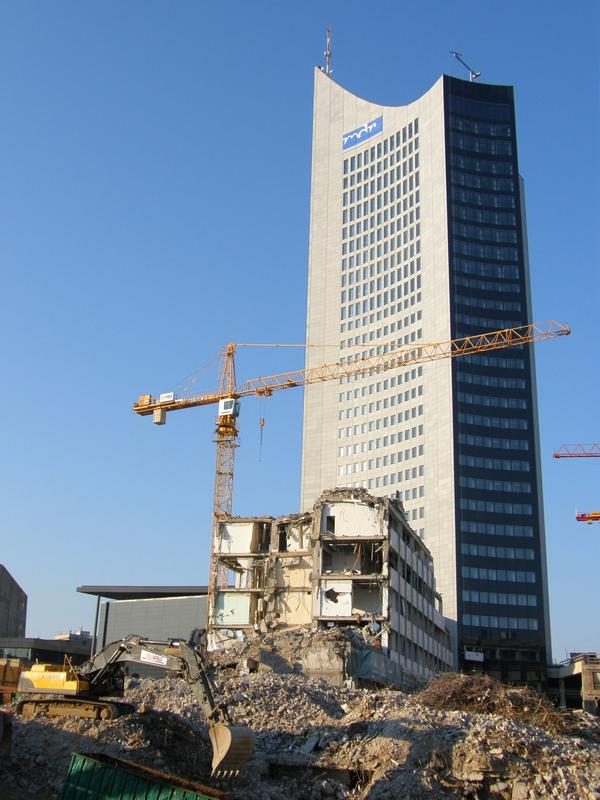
[61,752,232,800]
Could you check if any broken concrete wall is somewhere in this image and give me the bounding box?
[211,592,252,626]
[215,521,254,554]
[319,502,380,538]
[317,580,353,617]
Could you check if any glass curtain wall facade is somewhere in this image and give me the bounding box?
[300,70,550,684]
[446,78,550,683]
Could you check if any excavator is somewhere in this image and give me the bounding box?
[15,635,255,775]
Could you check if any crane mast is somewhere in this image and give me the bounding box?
[213,344,238,587]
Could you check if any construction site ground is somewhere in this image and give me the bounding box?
[1,629,599,799]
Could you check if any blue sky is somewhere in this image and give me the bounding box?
[1,1,598,661]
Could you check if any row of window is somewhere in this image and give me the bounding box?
[453,133,513,156]
[339,401,423,422]
[459,413,528,430]
[342,315,422,350]
[460,498,532,515]
[340,383,422,404]
[454,259,520,280]
[343,153,418,188]
[452,188,516,210]
[461,542,535,560]
[341,292,422,320]
[458,392,528,410]
[452,172,515,193]
[454,275,520,294]
[342,167,420,206]
[343,191,420,234]
[339,365,423,388]
[459,433,529,451]
[342,190,419,226]
[455,295,521,312]
[463,353,525,369]
[456,313,522,330]
[454,240,519,262]
[463,590,537,606]
[343,269,422,296]
[342,172,420,208]
[342,211,421,246]
[450,97,511,123]
[342,257,421,289]
[338,450,426,478]
[340,329,423,363]
[460,521,534,538]
[340,289,422,333]
[454,222,518,244]
[450,116,512,138]
[463,614,539,631]
[462,566,536,582]
[452,204,516,225]
[342,237,422,264]
[460,476,531,494]
[339,443,425,471]
[459,454,530,472]
[457,372,526,390]
[451,154,514,177]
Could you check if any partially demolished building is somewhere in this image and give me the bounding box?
[208,489,453,685]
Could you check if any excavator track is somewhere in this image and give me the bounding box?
[16,697,134,721]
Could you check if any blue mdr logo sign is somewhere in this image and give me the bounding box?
[343,115,383,150]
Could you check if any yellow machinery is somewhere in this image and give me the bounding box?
[17,636,254,775]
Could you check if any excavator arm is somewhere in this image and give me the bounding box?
[18,636,254,776]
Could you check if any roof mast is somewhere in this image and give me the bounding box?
[325,26,332,76]
[449,50,481,81]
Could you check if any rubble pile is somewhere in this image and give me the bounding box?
[1,659,599,799]
[211,625,371,672]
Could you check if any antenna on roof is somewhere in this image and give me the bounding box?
[325,26,332,76]
[449,51,481,81]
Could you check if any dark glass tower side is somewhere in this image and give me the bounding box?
[444,76,549,686]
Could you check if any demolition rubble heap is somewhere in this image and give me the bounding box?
[2,632,600,799]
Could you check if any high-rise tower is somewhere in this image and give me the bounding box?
[301,70,551,684]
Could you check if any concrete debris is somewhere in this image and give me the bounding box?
[1,660,599,799]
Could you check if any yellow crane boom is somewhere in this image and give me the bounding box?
[134,321,570,416]
[132,320,570,590]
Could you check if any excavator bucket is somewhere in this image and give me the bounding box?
[209,722,255,776]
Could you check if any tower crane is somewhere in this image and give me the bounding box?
[133,321,570,588]
[553,444,599,523]
[553,444,600,458]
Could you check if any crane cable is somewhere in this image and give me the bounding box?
[258,396,265,462]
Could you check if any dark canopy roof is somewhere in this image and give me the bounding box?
[77,585,209,601]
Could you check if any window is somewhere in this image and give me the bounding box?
[460,521,534,538]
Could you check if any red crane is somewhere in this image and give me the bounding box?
[553,444,600,458]
[554,444,599,522]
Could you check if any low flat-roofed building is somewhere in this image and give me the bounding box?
[548,653,600,715]
[77,586,208,654]
[0,636,90,667]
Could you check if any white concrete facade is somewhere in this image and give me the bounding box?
[301,70,458,650]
